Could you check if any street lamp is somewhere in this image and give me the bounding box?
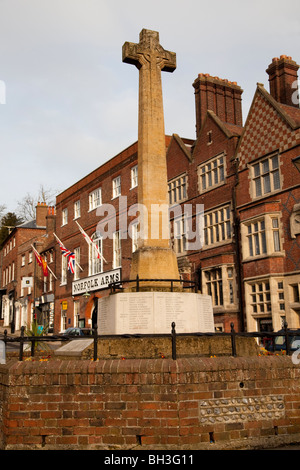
[292,156,300,173]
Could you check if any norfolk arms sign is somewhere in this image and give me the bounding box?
[72,269,121,295]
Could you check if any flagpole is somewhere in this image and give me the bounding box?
[53,232,83,272]
[75,220,107,264]
[31,244,58,280]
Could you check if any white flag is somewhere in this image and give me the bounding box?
[21,277,33,288]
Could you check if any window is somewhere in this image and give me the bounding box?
[203,205,231,246]
[113,231,121,268]
[89,234,103,276]
[168,174,187,205]
[247,220,267,257]
[112,176,121,198]
[249,281,271,315]
[291,284,300,303]
[252,154,280,198]
[74,301,80,327]
[272,218,281,252]
[74,247,80,280]
[205,268,223,307]
[131,223,139,253]
[89,188,102,211]
[74,200,80,219]
[131,165,138,189]
[62,208,68,226]
[242,215,283,259]
[43,276,47,293]
[199,155,225,193]
[61,255,67,285]
[29,251,33,263]
[49,273,53,292]
[61,308,67,332]
[21,254,25,266]
[227,267,234,305]
[174,217,187,254]
[278,281,285,312]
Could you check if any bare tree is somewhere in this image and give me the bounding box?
[16,185,58,221]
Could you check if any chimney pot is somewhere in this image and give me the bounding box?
[193,73,243,136]
[266,55,299,107]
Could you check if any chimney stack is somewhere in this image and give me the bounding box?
[193,74,243,137]
[266,55,299,108]
[35,202,48,227]
[46,206,56,234]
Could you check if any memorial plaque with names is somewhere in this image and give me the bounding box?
[98,292,214,335]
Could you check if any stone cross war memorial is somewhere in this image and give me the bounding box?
[97,29,214,335]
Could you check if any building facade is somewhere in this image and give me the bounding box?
[0,203,56,332]
[235,56,300,334]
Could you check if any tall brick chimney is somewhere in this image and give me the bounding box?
[35,202,48,227]
[266,55,299,108]
[193,74,243,137]
[46,206,56,234]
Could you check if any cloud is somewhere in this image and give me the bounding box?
[0,0,300,211]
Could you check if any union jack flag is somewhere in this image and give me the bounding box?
[67,253,76,274]
[54,233,79,274]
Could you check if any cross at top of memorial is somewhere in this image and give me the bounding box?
[122,29,176,72]
[122,29,180,283]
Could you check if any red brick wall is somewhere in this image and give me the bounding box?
[1,356,300,450]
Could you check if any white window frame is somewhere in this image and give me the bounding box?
[74,200,81,219]
[89,233,103,276]
[131,165,138,189]
[112,176,121,199]
[203,205,231,247]
[251,153,281,199]
[168,174,187,205]
[241,214,284,260]
[74,301,80,328]
[62,208,68,226]
[131,222,139,253]
[113,231,121,268]
[61,255,67,285]
[173,217,187,254]
[198,154,225,193]
[74,247,80,280]
[89,188,102,211]
[49,273,53,292]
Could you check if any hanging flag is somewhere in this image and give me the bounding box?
[75,221,107,264]
[68,252,76,274]
[31,245,58,280]
[53,233,83,273]
[53,233,72,257]
[31,245,48,276]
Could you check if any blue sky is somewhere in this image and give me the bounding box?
[0,0,299,213]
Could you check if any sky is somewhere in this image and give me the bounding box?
[0,0,300,214]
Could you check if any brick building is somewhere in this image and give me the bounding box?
[235,55,300,334]
[0,203,56,332]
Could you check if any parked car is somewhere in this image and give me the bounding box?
[265,329,300,352]
[60,327,93,337]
